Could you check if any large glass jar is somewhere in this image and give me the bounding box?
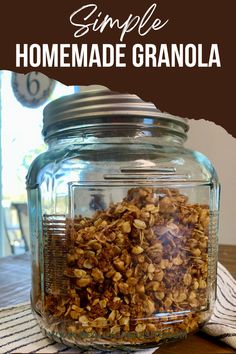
[27,87,220,351]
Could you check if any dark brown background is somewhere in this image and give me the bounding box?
[0,0,235,136]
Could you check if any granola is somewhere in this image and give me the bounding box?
[41,187,212,346]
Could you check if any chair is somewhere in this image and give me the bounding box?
[12,203,30,252]
[3,203,30,254]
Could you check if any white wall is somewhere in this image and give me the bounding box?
[185,119,236,245]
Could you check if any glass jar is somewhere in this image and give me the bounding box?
[27,87,220,351]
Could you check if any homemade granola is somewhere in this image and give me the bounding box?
[40,187,211,346]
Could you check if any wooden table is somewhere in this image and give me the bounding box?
[0,246,235,353]
[0,252,31,307]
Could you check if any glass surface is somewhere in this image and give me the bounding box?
[27,123,220,350]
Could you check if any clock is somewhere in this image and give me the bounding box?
[11,72,55,108]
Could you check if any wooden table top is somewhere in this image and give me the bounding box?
[0,245,235,353]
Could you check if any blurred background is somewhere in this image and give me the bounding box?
[0,71,75,256]
[0,70,235,256]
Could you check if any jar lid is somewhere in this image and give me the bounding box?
[43,86,189,138]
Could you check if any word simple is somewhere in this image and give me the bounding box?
[70,3,169,42]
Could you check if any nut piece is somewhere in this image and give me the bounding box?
[173,256,183,266]
[121,221,131,233]
[113,272,122,282]
[136,284,145,294]
[135,323,146,332]
[133,219,146,229]
[146,281,160,291]
[76,276,92,288]
[91,268,104,282]
[144,299,156,315]
[119,317,130,326]
[118,282,129,294]
[147,264,155,273]
[79,315,89,325]
[113,259,125,271]
[145,204,156,212]
[91,317,107,328]
[74,269,87,278]
[199,279,207,289]
[191,248,201,257]
[155,292,165,301]
[131,246,144,255]
[183,273,192,286]
[110,325,120,334]
[83,260,94,269]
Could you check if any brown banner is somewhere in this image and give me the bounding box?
[0,0,235,136]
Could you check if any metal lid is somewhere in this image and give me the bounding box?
[43,86,189,138]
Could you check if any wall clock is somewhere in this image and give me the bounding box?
[11,72,55,108]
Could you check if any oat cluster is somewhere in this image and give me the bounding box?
[44,187,210,344]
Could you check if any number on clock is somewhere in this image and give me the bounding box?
[11,72,55,108]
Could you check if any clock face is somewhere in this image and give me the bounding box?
[11,72,56,108]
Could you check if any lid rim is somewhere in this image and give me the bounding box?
[43,88,189,138]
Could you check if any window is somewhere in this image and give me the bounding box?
[0,70,75,255]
